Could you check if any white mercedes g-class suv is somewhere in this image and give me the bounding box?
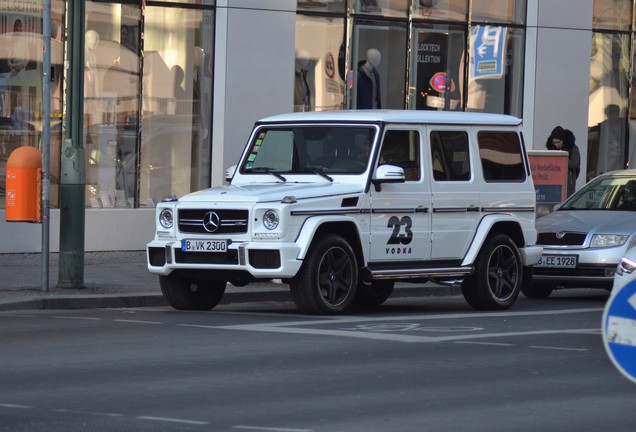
[147,110,542,314]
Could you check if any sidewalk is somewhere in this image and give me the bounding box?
[0,251,459,311]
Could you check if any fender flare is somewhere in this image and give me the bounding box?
[461,214,523,266]
[295,215,362,260]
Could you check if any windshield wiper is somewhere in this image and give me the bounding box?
[250,167,287,182]
[298,167,333,182]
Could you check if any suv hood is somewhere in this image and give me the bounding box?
[537,210,636,235]
[180,182,364,204]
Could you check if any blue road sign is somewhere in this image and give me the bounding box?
[602,280,636,384]
[471,25,506,80]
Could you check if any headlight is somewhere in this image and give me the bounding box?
[590,234,628,248]
[617,256,636,276]
[263,210,279,230]
[159,209,174,229]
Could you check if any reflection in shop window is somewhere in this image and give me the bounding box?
[352,0,408,17]
[295,15,346,112]
[471,0,526,25]
[588,31,629,181]
[467,25,524,116]
[297,0,345,13]
[412,0,468,22]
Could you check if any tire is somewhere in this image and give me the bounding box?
[159,272,227,311]
[354,280,394,307]
[461,234,522,310]
[290,234,358,315]
[521,270,554,299]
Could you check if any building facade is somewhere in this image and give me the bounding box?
[0,0,634,253]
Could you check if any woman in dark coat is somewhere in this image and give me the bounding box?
[546,126,581,197]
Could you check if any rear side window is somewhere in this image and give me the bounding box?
[429,130,471,181]
[477,131,526,182]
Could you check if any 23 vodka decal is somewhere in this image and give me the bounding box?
[387,216,413,245]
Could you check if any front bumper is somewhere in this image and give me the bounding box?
[532,245,626,288]
[146,240,303,278]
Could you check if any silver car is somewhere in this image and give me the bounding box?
[524,170,636,298]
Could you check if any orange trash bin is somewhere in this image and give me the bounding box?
[5,146,42,223]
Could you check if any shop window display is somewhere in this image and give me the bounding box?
[350,22,407,109]
[409,26,464,111]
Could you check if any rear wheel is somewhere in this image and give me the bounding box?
[462,234,522,310]
[354,280,394,307]
[159,272,227,310]
[290,234,358,315]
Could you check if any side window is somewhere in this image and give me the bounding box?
[429,131,470,181]
[478,131,526,182]
[379,130,421,181]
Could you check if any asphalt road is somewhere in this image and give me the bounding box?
[0,290,633,432]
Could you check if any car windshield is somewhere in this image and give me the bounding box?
[560,176,636,211]
[240,125,376,175]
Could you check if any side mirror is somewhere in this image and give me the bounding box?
[371,164,405,191]
[225,165,237,183]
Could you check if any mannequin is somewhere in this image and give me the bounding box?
[295,49,311,111]
[357,48,382,109]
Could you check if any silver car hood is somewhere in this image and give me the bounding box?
[537,210,636,235]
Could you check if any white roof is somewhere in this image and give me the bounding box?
[258,110,522,126]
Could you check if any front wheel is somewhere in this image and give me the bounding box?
[461,234,522,310]
[354,280,394,307]
[290,234,358,315]
[160,272,227,310]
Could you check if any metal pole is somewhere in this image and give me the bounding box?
[41,0,52,292]
[58,0,86,289]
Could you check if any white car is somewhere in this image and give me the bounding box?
[613,244,636,293]
[526,170,636,298]
[147,110,541,314]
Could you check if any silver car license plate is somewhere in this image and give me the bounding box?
[181,239,228,252]
[535,254,578,268]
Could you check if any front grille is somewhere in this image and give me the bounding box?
[537,232,587,246]
[178,209,248,234]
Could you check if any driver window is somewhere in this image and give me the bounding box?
[379,130,421,181]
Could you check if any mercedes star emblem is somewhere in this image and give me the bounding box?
[203,211,221,233]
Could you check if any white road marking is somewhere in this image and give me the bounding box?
[113,319,162,325]
[529,345,589,352]
[201,308,603,344]
[0,403,32,409]
[53,316,101,321]
[455,341,514,347]
[233,426,313,432]
[137,415,208,425]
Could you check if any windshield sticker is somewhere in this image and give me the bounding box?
[247,153,257,162]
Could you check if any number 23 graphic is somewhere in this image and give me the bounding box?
[387,216,413,245]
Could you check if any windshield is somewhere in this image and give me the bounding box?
[240,125,377,175]
[560,176,636,210]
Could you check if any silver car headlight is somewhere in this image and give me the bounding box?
[590,234,628,248]
[263,209,279,230]
[159,208,174,229]
[617,256,636,276]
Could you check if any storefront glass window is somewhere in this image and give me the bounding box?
[350,21,407,109]
[0,0,65,209]
[629,36,636,170]
[588,31,630,180]
[467,25,524,116]
[84,2,142,208]
[297,0,345,13]
[409,25,465,110]
[352,0,408,18]
[593,0,632,31]
[141,6,213,205]
[412,0,468,22]
[471,0,526,25]
[295,15,346,111]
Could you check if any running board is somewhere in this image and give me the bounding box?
[369,266,474,280]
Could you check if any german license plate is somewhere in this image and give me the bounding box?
[535,254,577,268]
[181,239,227,252]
